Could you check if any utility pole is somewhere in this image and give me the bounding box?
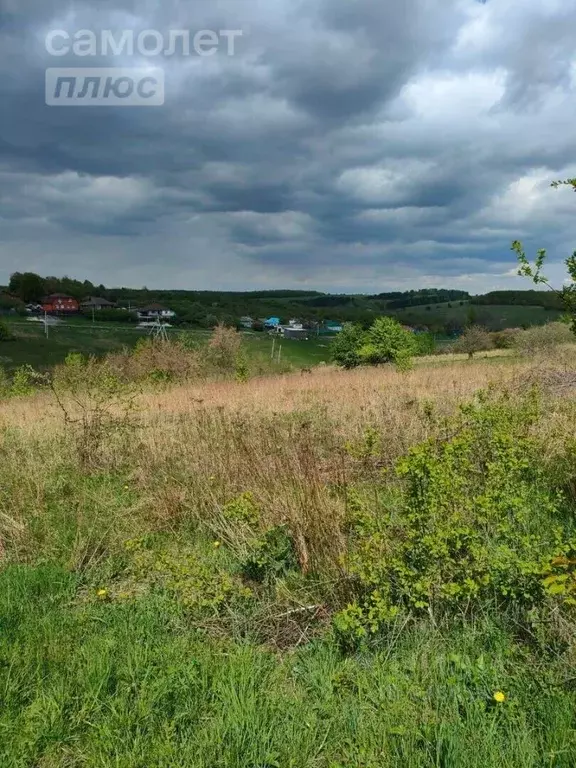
[271,337,276,360]
[44,311,49,339]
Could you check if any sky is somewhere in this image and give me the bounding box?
[1,0,576,294]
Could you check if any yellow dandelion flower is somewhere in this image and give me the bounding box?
[493,691,506,703]
[96,588,108,598]
[213,541,221,548]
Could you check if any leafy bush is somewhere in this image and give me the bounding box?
[335,391,570,643]
[453,326,493,358]
[124,538,253,613]
[358,317,417,370]
[330,323,365,369]
[414,332,436,356]
[241,525,298,583]
[513,322,574,355]
[0,321,13,342]
[491,328,521,349]
[331,318,416,370]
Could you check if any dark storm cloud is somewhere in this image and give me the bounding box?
[0,0,576,291]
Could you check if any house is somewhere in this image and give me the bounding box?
[136,303,176,321]
[81,296,117,311]
[324,321,343,334]
[270,324,309,340]
[42,294,79,314]
[240,316,254,329]
[264,316,281,329]
[281,326,309,340]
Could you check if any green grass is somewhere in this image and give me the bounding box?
[0,320,333,373]
[1,563,575,768]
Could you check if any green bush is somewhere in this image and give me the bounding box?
[242,526,298,583]
[331,318,416,370]
[335,390,570,642]
[0,320,13,342]
[330,323,365,369]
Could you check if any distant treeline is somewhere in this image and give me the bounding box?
[2,272,563,334]
[471,291,563,310]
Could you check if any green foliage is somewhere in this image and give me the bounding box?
[234,351,250,382]
[124,538,253,612]
[513,322,574,354]
[10,365,39,396]
[414,332,436,355]
[358,317,417,370]
[222,492,260,527]
[0,320,13,342]
[242,525,298,583]
[330,323,365,369]
[331,318,417,370]
[8,271,45,303]
[491,328,520,349]
[336,391,569,640]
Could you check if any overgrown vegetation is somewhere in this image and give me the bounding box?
[1,352,576,763]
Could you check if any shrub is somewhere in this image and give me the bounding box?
[207,324,243,370]
[0,321,13,342]
[330,323,365,369]
[241,525,298,583]
[513,322,574,355]
[331,318,417,371]
[491,328,521,349]
[358,317,417,370]
[453,326,493,358]
[414,332,436,356]
[335,390,570,642]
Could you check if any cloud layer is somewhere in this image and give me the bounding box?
[1,0,576,292]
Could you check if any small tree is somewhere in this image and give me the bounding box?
[453,326,493,359]
[514,178,576,332]
[0,321,13,342]
[358,317,417,370]
[331,318,417,371]
[330,323,365,369]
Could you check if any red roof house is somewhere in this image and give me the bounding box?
[42,294,80,314]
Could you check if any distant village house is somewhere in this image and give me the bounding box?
[81,296,117,311]
[136,303,176,321]
[42,294,79,314]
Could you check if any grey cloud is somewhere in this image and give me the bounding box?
[0,0,575,293]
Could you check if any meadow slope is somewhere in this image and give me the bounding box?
[2,356,576,766]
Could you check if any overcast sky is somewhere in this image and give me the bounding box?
[1,0,576,293]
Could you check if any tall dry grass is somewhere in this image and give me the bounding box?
[1,355,576,573]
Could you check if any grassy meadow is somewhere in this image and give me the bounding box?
[2,344,576,766]
[0,318,332,372]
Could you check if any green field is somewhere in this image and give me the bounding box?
[2,355,576,766]
[0,320,333,372]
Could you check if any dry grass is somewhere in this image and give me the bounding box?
[0,357,542,572]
